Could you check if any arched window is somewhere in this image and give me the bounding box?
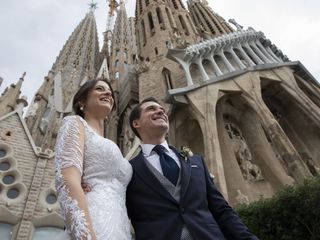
[166,8,174,29]
[162,68,173,90]
[156,7,165,30]
[155,47,159,55]
[141,20,146,46]
[148,12,155,36]
[179,15,189,35]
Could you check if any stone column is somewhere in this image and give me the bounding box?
[266,46,282,62]
[227,47,247,69]
[175,58,193,86]
[195,57,210,81]
[235,44,255,67]
[208,55,223,76]
[255,40,278,63]
[243,42,264,64]
[218,50,235,72]
[250,41,272,63]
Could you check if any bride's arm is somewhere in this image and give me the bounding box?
[55,116,96,240]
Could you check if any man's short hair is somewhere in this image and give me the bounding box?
[129,97,160,139]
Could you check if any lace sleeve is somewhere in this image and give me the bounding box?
[55,116,84,174]
[55,116,92,240]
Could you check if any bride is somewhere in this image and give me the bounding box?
[55,79,132,239]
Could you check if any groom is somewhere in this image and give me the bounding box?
[126,97,258,240]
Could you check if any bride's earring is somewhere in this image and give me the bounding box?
[80,106,84,111]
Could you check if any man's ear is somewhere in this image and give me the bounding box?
[132,119,140,129]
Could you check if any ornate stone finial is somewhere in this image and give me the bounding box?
[228,19,243,31]
[88,0,98,12]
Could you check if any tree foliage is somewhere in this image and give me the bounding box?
[237,176,320,240]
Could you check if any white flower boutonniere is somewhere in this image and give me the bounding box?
[179,146,193,162]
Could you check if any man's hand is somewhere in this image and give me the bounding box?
[81,182,92,193]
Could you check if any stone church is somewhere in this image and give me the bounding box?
[0,0,319,239]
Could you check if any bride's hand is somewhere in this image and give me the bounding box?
[81,182,92,193]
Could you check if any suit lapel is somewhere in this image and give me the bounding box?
[170,146,191,201]
[132,151,178,204]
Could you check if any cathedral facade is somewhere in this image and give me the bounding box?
[0,0,319,239]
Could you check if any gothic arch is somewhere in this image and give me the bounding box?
[233,48,249,67]
[202,59,215,77]
[189,63,202,84]
[214,55,228,74]
[162,68,173,90]
[216,93,293,204]
[169,107,204,157]
[261,81,320,172]
[224,51,238,70]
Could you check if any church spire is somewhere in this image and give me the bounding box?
[109,0,135,86]
[187,0,234,38]
[0,73,26,116]
[26,10,100,149]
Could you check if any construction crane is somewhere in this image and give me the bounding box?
[105,0,120,45]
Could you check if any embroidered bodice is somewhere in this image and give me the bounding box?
[55,116,132,239]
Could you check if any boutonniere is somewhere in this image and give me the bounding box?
[179,146,193,162]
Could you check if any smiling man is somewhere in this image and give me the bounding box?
[126,97,258,240]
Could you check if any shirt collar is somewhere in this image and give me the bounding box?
[141,140,170,157]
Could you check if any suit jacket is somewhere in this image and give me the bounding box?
[126,147,258,240]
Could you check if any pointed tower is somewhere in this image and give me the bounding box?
[134,0,200,102]
[0,73,26,116]
[187,0,234,38]
[109,0,134,89]
[25,10,100,149]
[106,1,139,153]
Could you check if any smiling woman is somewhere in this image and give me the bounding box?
[54,78,133,239]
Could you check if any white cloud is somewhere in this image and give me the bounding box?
[1,0,319,103]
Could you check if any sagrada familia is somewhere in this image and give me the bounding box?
[0,0,319,239]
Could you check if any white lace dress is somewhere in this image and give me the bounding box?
[55,116,133,240]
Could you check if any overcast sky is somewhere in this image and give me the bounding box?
[1,0,319,103]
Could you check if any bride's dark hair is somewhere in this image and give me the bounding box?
[73,79,116,118]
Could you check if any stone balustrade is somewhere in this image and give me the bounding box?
[167,29,289,86]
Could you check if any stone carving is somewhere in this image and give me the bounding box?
[134,56,151,73]
[235,189,249,205]
[225,121,264,181]
[300,152,320,176]
[235,140,264,181]
[228,19,243,31]
[170,28,188,49]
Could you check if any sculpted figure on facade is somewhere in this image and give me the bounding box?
[235,189,249,206]
[235,139,264,181]
[170,28,188,49]
[225,121,264,181]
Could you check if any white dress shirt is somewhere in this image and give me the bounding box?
[141,140,181,175]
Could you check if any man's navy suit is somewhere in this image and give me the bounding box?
[126,148,258,240]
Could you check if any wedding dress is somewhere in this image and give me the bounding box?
[55,116,132,239]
